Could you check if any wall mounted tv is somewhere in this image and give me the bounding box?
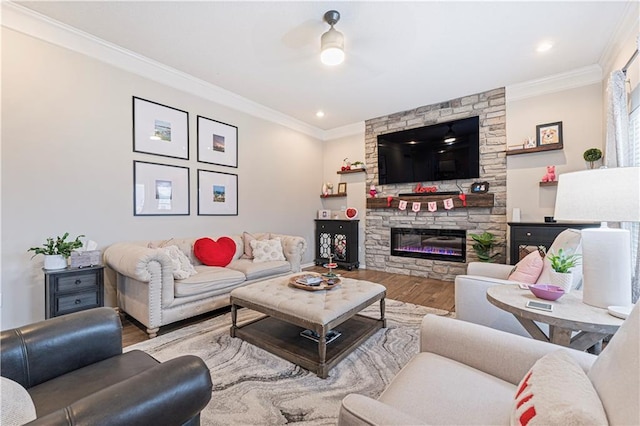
[377,116,480,185]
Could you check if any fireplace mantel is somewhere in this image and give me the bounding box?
[366,193,494,209]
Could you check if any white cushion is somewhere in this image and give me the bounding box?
[251,238,286,263]
[242,232,270,259]
[511,350,607,426]
[536,229,583,290]
[1,377,37,426]
[160,245,197,280]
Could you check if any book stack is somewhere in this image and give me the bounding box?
[295,275,323,286]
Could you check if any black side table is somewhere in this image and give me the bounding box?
[44,265,104,318]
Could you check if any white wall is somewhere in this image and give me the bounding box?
[321,132,367,266]
[506,83,604,222]
[1,28,324,329]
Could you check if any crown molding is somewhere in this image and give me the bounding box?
[506,65,603,102]
[323,121,365,141]
[599,2,639,75]
[1,2,326,140]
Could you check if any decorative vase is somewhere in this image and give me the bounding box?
[549,270,573,293]
[44,255,67,270]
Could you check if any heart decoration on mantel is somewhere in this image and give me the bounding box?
[194,237,236,267]
[345,207,358,220]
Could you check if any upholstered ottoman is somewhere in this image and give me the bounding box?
[230,275,386,378]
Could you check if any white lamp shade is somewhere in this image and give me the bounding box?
[321,27,344,66]
[554,167,640,222]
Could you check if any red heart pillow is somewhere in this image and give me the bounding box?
[193,237,236,267]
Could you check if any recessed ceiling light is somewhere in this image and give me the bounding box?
[536,42,553,53]
[316,111,325,118]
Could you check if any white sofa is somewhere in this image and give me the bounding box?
[339,301,639,425]
[104,233,306,338]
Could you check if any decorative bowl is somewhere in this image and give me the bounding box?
[529,284,565,301]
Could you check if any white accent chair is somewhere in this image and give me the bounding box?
[338,301,639,425]
[455,229,583,337]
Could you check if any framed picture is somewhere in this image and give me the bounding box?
[198,169,238,216]
[133,97,189,160]
[470,181,490,193]
[338,182,347,194]
[133,161,190,216]
[536,122,563,147]
[197,116,238,167]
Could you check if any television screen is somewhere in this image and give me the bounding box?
[377,116,480,185]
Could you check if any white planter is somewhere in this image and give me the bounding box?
[549,270,573,293]
[44,255,67,270]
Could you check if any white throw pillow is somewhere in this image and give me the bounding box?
[160,245,197,279]
[536,229,583,289]
[250,238,286,263]
[1,377,37,426]
[511,350,607,426]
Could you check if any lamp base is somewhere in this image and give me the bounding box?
[581,227,632,309]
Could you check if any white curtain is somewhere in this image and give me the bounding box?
[605,69,640,303]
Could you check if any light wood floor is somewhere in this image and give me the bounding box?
[121,266,455,347]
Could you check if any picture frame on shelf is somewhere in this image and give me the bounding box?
[536,121,563,147]
[133,97,189,160]
[197,116,238,167]
[197,169,238,216]
[133,161,190,216]
[338,182,347,194]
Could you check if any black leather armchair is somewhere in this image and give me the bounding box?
[1,307,212,426]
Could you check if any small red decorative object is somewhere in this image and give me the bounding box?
[413,183,437,193]
[387,196,394,207]
[541,165,556,182]
[193,237,236,267]
[345,208,358,219]
[458,194,467,207]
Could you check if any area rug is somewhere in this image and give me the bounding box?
[126,299,450,425]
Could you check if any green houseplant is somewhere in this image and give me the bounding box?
[545,248,582,292]
[28,232,84,270]
[471,231,500,262]
[583,148,602,169]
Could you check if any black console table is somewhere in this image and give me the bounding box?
[508,222,599,265]
[314,219,359,270]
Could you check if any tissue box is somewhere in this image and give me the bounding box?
[70,250,102,268]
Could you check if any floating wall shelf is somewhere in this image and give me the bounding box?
[337,169,366,175]
[320,194,347,199]
[506,143,563,156]
[539,181,558,187]
[366,193,494,209]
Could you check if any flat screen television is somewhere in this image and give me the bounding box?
[377,116,480,185]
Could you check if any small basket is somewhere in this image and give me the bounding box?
[70,250,102,268]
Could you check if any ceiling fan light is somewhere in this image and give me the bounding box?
[321,27,344,66]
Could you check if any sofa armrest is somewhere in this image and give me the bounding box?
[272,234,307,272]
[466,262,514,279]
[338,394,425,426]
[419,314,596,385]
[455,274,531,336]
[104,243,173,283]
[27,355,213,426]
[0,308,122,388]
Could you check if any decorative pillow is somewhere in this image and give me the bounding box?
[1,377,37,426]
[511,350,607,426]
[194,237,236,267]
[242,232,271,259]
[508,250,544,284]
[537,229,583,289]
[160,245,197,280]
[251,238,286,263]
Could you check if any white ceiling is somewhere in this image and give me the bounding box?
[13,1,634,131]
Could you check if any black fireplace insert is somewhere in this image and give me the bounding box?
[391,228,466,262]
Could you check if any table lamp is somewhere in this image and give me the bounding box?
[553,167,640,309]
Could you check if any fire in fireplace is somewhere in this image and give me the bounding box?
[391,228,466,262]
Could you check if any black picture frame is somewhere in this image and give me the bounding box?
[132,97,189,160]
[197,169,238,216]
[536,121,563,147]
[470,181,490,194]
[197,116,238,167]
[133,161,190,216]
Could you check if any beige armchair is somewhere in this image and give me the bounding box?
[338,302,639,425]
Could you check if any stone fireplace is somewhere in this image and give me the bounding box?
[364,88,507,281]
[391,228,466,262]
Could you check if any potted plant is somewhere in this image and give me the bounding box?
[545,248,581,292]
[351,161,366,170]
[583,148,602,169]
[471,231,500,262]
[28,232,85,270]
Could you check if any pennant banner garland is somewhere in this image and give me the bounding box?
[392,196,461,213]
